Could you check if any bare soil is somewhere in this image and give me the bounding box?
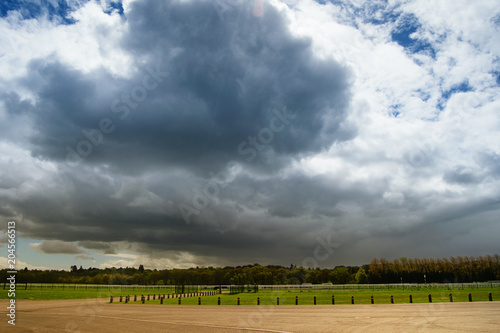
[1,299,499,332]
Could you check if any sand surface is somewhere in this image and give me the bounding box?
[1,299,499,332]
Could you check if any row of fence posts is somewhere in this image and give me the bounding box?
[111,292,494,304]
[109,291,217,303]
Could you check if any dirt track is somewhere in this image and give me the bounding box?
[1,299,499,332]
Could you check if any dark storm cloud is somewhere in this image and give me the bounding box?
[5,0,351,176]
[0,0,358,266]
[30,240,84,254]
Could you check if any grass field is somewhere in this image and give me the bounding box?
[0,285,175,300]
[118,287,496,305]
[1,284,497,304]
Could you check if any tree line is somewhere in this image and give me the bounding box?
[1,255,499,285]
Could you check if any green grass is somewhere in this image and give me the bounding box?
[0,285,175,300]
[1,285,497,304]
[127,287,497,305]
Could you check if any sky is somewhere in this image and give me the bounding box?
[0,0,499,271]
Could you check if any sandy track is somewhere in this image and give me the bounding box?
[1,299,499,332]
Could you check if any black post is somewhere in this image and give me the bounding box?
[142,295,145,304]
[237,297,240,305]
[468,293,472,302]
[332,295,335,305]
[277,297,279,305]
[119,296,122,302]
[125,296,128,303]
[296,296,298,305]
[428,294,432,303]
[488,293,493,301]
[371,295,374,304]
[314,296,316,305]
[110,296,113,303]
[218,297,221,305]
[351,296,354,304]
[391,295,394,304]
[198,297,201,305]
[134,295,137,302]
[161,296,163,304]
[409,295,413,303]
[257,297,260,305]
[178,297,181,305]
[449,294,453,302]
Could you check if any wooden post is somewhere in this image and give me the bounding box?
[468,293,472,302]
[110,296,113,303]
[125,296,128,303]
[409,295,413,303]
[119,296,122,302]
[314,296,316,305]
[371,296,374,304]
[153,294,155,300]
[218,297,221,305]
[351,296,354,304]
[489,293,493,301]
[428,294,432,303]
[277,297,279,305]
[161,297,164,304]
[296,296,298,305]
[449,294,453,302]
[332,295,334,305]
[142,295,145,304]
[237,297,240,305]
[198,297,201,305]
[257,297,260,305]
[391,295,394,304]
[178,297,181,305]
[134,295,137,302]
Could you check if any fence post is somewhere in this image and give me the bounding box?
[237,297,240,305]
[142,295,145,304]
[409,295,413,303]
[153,294,155,300]
[468,293,472,302]
[147,295,150,301]
[134,295,137,302]
[449,294,453,302]
[390,295,394,304]
[110,296,113,303]
[277,297,279,305]
[314,296,316,305]
[125,296,128,303]
[161,297,163,304]
[218,297,221,305]
[428,294,432,303]
[371,296,374,304]
[178,297,181,305]
[332,295,334,305]
[296,296,298,305]
[257,297,260,305]
[489,293,493,301]
[198,297,201,305]
[119,296,122,302]
[351,296,354,304]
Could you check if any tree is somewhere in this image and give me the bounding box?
[355,267,369,284]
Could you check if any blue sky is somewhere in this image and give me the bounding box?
[1,0,499,270]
